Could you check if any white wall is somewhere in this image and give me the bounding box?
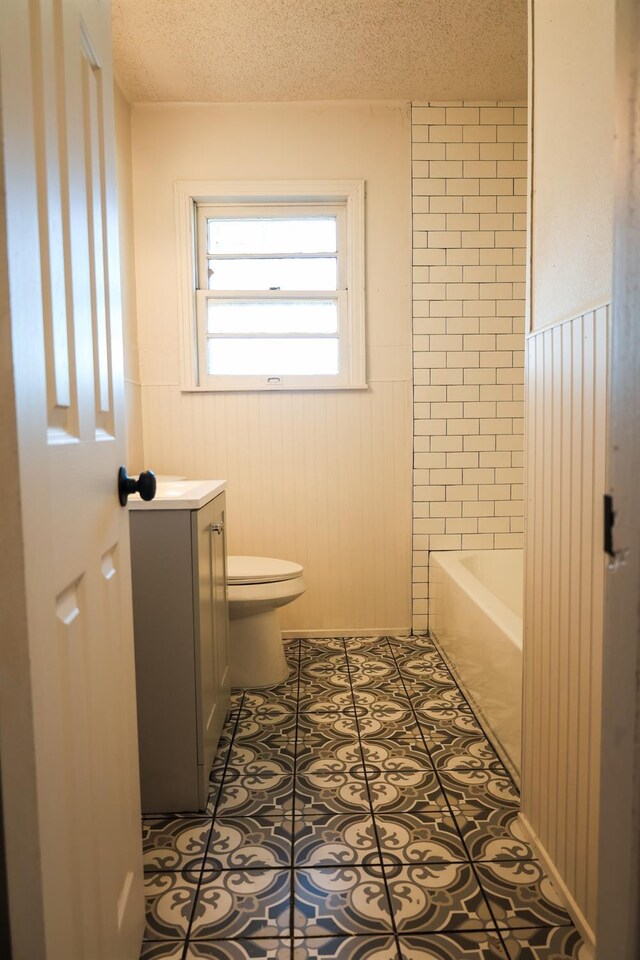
[530,0,614,329]
[131,102,413,634]
[522,0,614,947]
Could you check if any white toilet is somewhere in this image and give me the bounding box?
[227,556,306,688]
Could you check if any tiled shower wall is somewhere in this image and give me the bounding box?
[411,102,527,632]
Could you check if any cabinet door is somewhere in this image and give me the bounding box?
[211,496,231,723]
[194,499,218,778]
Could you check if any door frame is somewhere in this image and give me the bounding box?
[596,0,640,955]
[0,76,47,958]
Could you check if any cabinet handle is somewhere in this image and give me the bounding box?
[210,522,224,535]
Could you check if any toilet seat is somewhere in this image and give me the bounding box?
[227,556,303,585]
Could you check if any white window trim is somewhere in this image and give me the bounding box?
[174,179,366,391]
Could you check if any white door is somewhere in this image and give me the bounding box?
[0,0,144,957]
[596,0,640,955]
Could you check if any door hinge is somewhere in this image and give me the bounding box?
[604,494,629,570]
[604,494,615,559]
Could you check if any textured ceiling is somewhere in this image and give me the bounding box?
[111,0,527,104]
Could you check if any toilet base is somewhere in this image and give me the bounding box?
[229,609,289,688]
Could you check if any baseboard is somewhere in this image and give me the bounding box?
[517,812,596,958]
[281,628,411,639]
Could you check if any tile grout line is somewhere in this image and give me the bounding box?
[289,637,302,952]
[291,638,362,944]
[181,687,247,952]
[295,637,372,946]
[386,636,511,956]
[344,637,401,950]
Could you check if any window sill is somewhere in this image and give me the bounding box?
[180,381,369,394]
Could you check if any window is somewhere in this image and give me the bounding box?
[175,181,365,391]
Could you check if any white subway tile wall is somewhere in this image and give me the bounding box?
[412,102,527,633]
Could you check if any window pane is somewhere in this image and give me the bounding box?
[207,300,338,335]
[207,257,337,291]
[207,217,337,255]
[208,337,339,376]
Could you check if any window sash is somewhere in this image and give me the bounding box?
[196,289,349,385]
[196,202,347,294]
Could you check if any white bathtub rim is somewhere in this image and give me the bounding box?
[430,550,522,652]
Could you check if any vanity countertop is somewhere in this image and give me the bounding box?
[129,479,227,511]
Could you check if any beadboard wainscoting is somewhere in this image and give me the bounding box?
[141,381,412,633]
[411,102,527,633]
[522,305,609,947]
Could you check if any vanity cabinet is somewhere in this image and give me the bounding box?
[129,489,230,813]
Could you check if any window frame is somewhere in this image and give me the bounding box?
[175,180,366,391]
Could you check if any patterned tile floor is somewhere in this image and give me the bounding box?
[140,636,587,960]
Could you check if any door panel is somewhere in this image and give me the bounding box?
[0,0,144,956]
[31,0,78,438]
[80,29,115,435]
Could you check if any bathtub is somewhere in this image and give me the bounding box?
[428,549,523,775]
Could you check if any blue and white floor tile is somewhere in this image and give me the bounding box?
[140,636,586,960]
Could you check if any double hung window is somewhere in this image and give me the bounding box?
[176,181,365,391]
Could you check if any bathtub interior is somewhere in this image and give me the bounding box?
[458,550,523,618]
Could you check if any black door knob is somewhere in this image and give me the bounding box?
[118,466,157,506]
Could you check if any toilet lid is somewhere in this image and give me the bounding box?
[227,555,304,585]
